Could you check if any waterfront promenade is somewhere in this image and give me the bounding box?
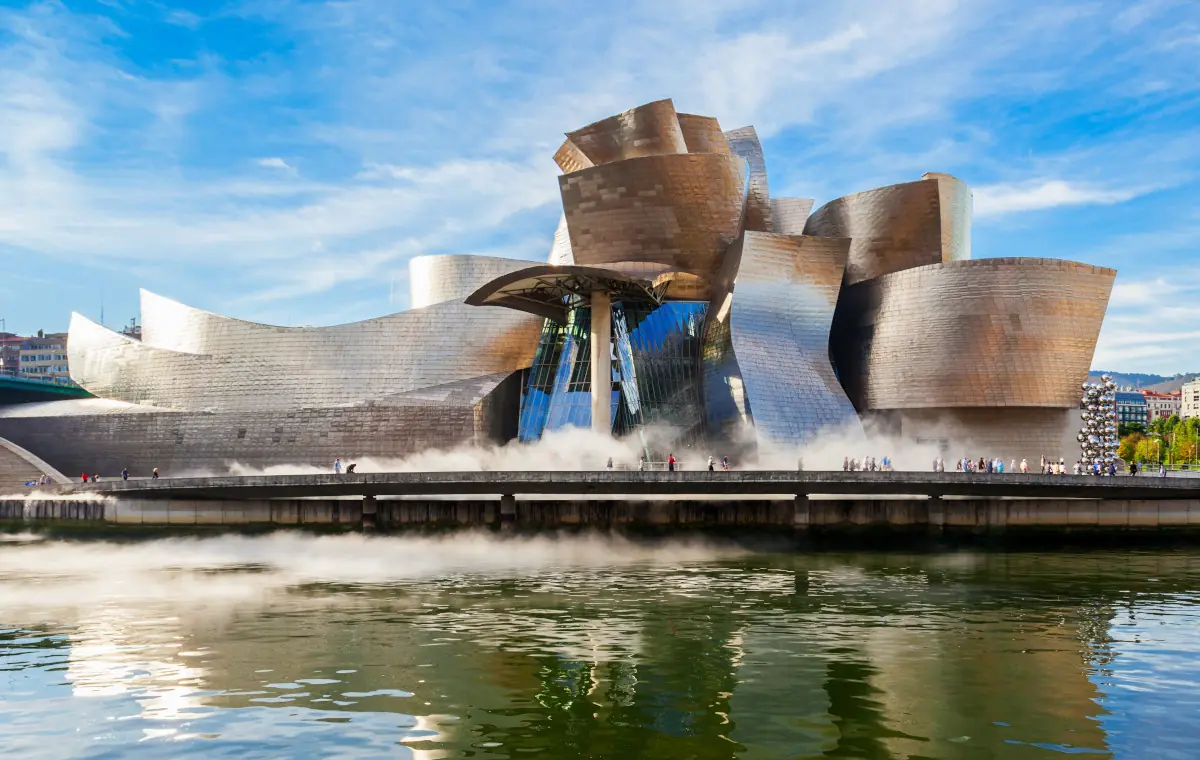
[4,470,1197,531]
[51,469,1200,501]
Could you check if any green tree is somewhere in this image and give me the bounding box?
[1118,432,1143,462]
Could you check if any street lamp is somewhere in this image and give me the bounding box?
[1148,432,1166,470]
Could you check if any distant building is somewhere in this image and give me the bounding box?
[19,331,72,385]
[1,333,22,377]
[118,319,142,340]
[1183,380,1200,420]
[1115,391,1148,427]
[1142,389,1182,422]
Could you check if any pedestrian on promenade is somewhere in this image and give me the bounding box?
[121,467,129,481]
[152,467,159,479]
[1161,463,1167,477]
[92,473,99,482]
[708,456,714,471]
[81,473,88,483]
[797,456,804,471]
[668,453,676,472]
[638,456,645,472]
[334,457,343,474]
[346,463,357,473]
[722,455,729,471]
[606,457,613,471]
[937,457,945,472]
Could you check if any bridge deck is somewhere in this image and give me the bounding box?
[48,471,1200,501]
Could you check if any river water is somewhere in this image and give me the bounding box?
[0,530,1197,758]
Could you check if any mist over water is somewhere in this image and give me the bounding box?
[2,530,1200,758]
[214,422,943,477]
[0,531,740,619]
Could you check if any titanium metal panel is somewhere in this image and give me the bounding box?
[0,374,518,475]
[804,174,972,285]
[547,213,575,265]
[408,254,540,308]
[708,232,861,446]
[553,139,594,174]
[676,113,731,155]
[831,258,1115,411]
[724,126,773,233]
[565,99,687,167]
[559,153,747,279]
[769,197,814,235]
[69,296,542,412]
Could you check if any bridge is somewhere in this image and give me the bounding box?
[51,470,1200,501]
[0,374,91,404]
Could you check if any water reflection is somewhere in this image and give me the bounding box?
[0,532,1198,758]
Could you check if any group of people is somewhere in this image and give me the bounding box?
[332,457,358,474]
[79,466,160,483]
[842,456,892,472]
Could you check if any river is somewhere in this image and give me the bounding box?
[0,530,1197,758]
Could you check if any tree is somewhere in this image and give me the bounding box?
[1118,433,1143,462]
[1119,422,1145,437]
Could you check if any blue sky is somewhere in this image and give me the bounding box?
[0,0,1197,373]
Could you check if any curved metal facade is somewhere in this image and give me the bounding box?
[564,99,687,166]
[831,258,1115,411]
[70,296,541,412]
[558,153,747,279]
[804,173,972,286]
[409,254,537,309]
[676,113,731,156]
[724,126,772,233]
[703,232,861,445]
[769,197,814,236]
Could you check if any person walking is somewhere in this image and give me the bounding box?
[121,467,129,481]
[638,456,645,472]
[81,473,89,483]
[606,457,613,471]
[667,453,676,472]
[1129,461,1137,476]
[843,456,850,472]
[1161,463,1167,477]
[333,457,343,474]
[346,463,357,474]
[722,455,729,471]
[152,467,159,479]
[708,456,714,472]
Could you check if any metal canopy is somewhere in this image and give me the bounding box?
[465,265,668,322]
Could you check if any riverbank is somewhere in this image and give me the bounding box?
[4,495,1200,533]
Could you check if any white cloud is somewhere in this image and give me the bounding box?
[974,180,1143,216]
[256,157,291,170]
[1093,270,1200,374]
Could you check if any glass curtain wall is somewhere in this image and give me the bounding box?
[519,300,709,455]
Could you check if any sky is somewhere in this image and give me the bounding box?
[0,0,1197,374]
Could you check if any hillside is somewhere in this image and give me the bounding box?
[1089,371,1200,392]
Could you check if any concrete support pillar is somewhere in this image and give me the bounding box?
[361,495,377,531]
[793,495,811,528]
[499,493,516,529]
[589,290,612,435]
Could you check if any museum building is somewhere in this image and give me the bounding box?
[0,100,1115,474]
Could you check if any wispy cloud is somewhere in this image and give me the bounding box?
[974,180,1145,216]
[1,0,1198,376]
